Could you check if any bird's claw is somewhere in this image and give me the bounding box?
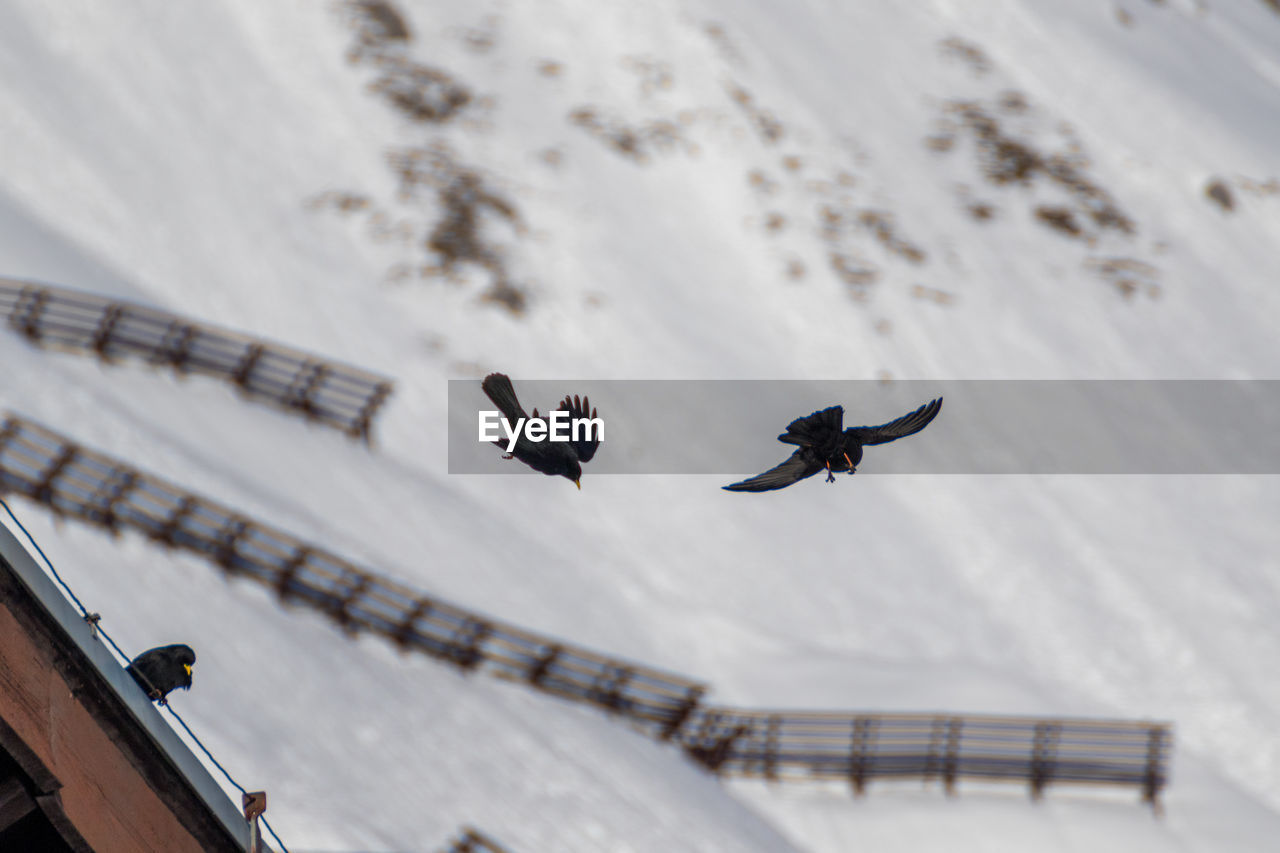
[501,453,514,460]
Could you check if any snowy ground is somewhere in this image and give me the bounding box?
[2,0,1279,850]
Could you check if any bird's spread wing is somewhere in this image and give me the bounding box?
[723,449,821,492]
[556,394,601,462]
[481,373,529,424]
[845,397,943,446]
[777,405,844,447]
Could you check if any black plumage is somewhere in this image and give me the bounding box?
[481,373,601,488]
[126,644,195,703]
[724,398,943,492]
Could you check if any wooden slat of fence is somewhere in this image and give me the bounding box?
[0,278,394,441]
[0,412,707,738]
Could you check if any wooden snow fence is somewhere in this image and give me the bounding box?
[0,413,706,739]
[0,278,393,441]
[674,707,1172,809]
[0,411,1174,811]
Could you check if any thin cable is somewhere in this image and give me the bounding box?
[2,495,94,617]
[260,814,292,852]
[2,497,139,667]
[159,705,290,852]
[1,495,291,852]
[162,705,248,795]
[162,707,293,852]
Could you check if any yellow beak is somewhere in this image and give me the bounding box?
[575,479,581,490]
[184,664,193,676]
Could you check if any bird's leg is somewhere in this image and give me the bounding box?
[825,460,836,483]
[844,452,856,474]
[502,453,514,460]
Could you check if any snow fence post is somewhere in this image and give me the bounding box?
[1142,724,1170,816]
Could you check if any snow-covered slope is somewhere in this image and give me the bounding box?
[2,0,1279,850]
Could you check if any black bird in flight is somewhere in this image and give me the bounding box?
[481,373,601,488]
[724,398,943,492]
[126,644,195,703]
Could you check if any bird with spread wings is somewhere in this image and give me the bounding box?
[724,398,942,492]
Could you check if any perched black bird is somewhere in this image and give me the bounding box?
[481,373,601,488]
[126,644,195,703]
[724,398,943,492]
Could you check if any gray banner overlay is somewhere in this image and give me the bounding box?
[448,380,1280,475]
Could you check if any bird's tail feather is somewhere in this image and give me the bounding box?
[481,373,528,423]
